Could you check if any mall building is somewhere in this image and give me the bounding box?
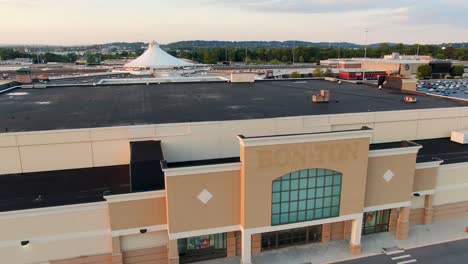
[2,78,468,264]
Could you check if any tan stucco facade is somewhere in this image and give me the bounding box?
[413,168,438,192]
[165,170,240,234]
[108,197,167,231]
[5,110,468,264]
[0,204,112,264]
[365,154,417,208]
[241,138,370,229]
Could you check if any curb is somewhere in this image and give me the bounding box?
[404,235,468,251]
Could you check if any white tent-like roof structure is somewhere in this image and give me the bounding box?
[125,41,193,68]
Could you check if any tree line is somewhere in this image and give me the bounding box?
[172,44,467,64]
[0,49,139,64]
[1,43,467,65]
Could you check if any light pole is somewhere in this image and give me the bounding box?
[225,47,228,64]
[292,40,296,65]
[362,30,368,81]
[245,47,248,64]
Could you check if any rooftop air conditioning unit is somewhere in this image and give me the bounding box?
[312,90,330,103]
[451,130,468,144]
[231,73,256,83]
[404,96,418,103]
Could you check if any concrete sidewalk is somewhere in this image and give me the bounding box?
[196,216,468,264]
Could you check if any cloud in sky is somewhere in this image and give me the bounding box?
[0,0,467,45]
[0,0,41,7]
[214,0,409,14]
[213,0,468,26]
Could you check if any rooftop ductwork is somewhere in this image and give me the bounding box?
[312,90,330,103]
[451,131,468,144]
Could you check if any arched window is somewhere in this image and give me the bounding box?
[271,169,342,226]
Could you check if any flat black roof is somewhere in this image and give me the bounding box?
[240,126,372,139]
[164,157,240,169]
[1,80,466,132]
[0,139,167,212]
[414,138,468,164]
[369,140,420,151]
[0,165,131,212]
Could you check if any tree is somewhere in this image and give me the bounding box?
[298,56,305,63]
[313,68,324,77]
[289,71,301,78]
[66,53,78,63]
[444,46,456,59]
[269,59,280,65]
[417,64,432,79]
[324,69,334,77]
[450,65,465,77]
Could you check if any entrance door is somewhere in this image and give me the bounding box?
[178,233,227,264]
[362,209,391,235]
[261,225,322,251]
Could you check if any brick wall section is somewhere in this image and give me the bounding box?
[343,221,352,240]
[122,246,168,264]
[321,224,331,242]
[16,75,32,84]
[235,231,242,257]
[330,222,344,240]
[226,232,237,257]
[251,234,262,256]
[330,221,353,241]
[433,201,468,222]
[112,254,123,264]
[410,208,425,225]
[169,258,179,264]
[388,209,399,232]
[50,254,112,264]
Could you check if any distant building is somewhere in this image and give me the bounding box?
[338,69,387,80]
[360,58,427,78]
[76,56,89,65]
[323,53,456,79]
[0,58,33,65]
[383,52,432,61]
[101,59,132,66]
[337,60,361,69]
[15,67,32,83]
[429,60,453,79]
[124,41,193,69]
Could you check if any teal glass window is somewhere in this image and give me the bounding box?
[271,169,342,226]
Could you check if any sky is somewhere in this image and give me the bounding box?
[1,0,467,45]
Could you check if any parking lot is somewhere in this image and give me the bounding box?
[417,79,468,100]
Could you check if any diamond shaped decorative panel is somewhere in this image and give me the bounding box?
[383,169,395,183]
[197,189,213,205]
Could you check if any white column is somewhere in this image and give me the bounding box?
[241,230,252,264]
[350,214,363,246]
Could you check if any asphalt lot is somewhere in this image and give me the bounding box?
[334,238,468,264]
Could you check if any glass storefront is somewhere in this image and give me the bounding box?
[362,209,391,235]
[271,169,342,226]
[178,233,227,264]
[261,225,322,251]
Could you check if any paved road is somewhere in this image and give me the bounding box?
[334,238,468,264]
